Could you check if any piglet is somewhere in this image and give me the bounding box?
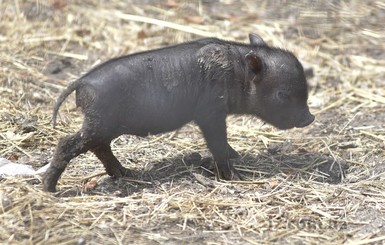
[43,34,314,192]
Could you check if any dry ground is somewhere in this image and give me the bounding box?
[1,0,385,244]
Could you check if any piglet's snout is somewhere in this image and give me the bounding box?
[296,109,315,128]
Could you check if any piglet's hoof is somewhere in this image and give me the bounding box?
[216,165,242,181]
[43,178,57,193]
[107,166,132,178]
[42,166,64,192]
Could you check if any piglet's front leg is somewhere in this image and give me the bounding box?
[195,111,241,181]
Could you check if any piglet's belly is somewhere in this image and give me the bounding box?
[117,113,194,137]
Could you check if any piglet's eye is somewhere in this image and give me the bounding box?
[276,91,291,102]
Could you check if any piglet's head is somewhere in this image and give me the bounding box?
[244,34,314,130]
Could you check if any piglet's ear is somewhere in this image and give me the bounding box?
[249,33,266,46]
[245,51,263,74]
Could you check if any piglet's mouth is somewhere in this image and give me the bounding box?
[296,113,315,128]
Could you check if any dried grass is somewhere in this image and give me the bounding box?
[1,0,385,244]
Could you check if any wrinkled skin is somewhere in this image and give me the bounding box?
[43,33,314,192]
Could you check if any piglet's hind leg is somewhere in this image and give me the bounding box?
[43,131,92,192]
[91,143,131,177]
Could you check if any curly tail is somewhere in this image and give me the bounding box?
[52,79,82,128]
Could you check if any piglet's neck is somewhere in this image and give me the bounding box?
[225,45,265,115]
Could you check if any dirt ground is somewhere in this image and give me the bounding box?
[1,0,384,244]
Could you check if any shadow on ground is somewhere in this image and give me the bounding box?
[55,150,347,197]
